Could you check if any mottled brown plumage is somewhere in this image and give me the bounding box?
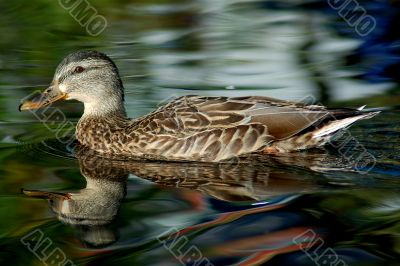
[20,51,380,162]
[75,95,378,162]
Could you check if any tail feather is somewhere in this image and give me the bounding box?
[268,110,380,153]
[357,105,367,111]
[312,111,380,139]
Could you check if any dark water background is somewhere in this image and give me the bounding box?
[0,0,400,265]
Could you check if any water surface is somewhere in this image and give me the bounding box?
[0,0,399,265]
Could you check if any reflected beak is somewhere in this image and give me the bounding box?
[19,86,68,111]
[22,189,71,200]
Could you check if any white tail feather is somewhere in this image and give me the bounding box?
[312,112,380,139]
[357,105,367,111]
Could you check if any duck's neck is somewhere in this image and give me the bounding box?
[82,97,127,119]
[76,99,131,153]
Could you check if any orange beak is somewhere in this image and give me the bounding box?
[21,188,71,200]
[19,86,68,111]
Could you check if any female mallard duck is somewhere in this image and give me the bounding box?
[20,51,379,162]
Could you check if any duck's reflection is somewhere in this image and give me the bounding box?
[22,147,342,247]
[23,151,129,247]
[76,146,328,201]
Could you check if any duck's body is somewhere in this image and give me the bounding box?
[20,51,379,162]
[76,95,377,162]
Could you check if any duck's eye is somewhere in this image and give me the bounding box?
[74,66,85,73]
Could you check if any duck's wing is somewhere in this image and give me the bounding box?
[128,96,378,161]
[142,95,332,140]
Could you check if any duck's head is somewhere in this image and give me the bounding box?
[20,50,126,116]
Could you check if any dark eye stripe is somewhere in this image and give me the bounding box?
[58,64,108,83]
[58,67,87,83]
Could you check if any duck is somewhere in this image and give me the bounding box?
[19,50,379,162]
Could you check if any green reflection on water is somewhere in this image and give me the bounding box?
[0,0,399,265]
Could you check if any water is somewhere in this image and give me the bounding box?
[1,0,400,265]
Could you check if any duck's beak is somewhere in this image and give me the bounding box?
[22,188,71,200]
[19,86,68,111]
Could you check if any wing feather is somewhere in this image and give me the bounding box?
[153,96,330,140]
